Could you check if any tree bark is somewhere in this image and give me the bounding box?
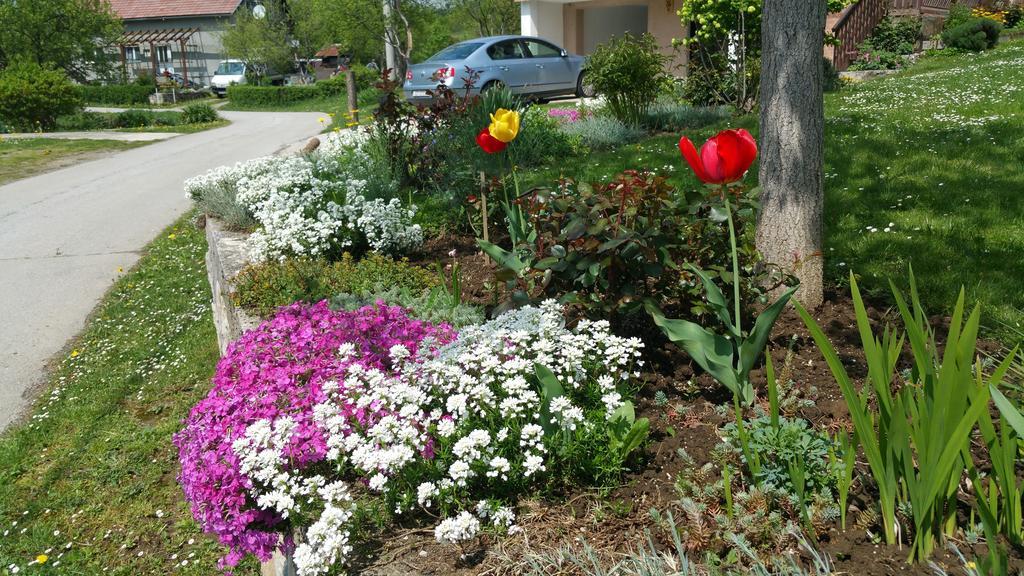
[757,0,826,309]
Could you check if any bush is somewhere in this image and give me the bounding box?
[557,115,644,150]
[232,253,438,317]
[181,103,219,124]
[0,61,82,131]
[822,57,842,92]
[583,33,669,126]
[480,170,771,323]
[55,111,112,131]
[864,16,921,55]
[682,55,760,110]
[847,48,906,70]
[1006,6,1023,29]
[79,83,154,105]
[942,17,1002,51]
[640,98,731,132]
[113,109,153,128]
[944,2,974,31]
[227,78,350,107]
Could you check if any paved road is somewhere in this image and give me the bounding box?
[0,110,326,431]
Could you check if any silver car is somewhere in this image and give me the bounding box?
[403,35,590,103]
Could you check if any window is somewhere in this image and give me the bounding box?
[125,45,141,62]
[523,40,562,58]
[156,45,172,62]
[487,40,525,61]
[425,42,484,62]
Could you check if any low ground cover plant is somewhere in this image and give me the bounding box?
[232,253,438,317]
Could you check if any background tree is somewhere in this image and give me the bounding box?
[446,0,518,37]
[221,0,294,82]
[755,0,826,308]
[0,0,121,80]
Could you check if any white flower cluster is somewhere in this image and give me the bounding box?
[185,126,423,261]
[234,156,351,261]
[232,302,642,575]
[341,195,423,255]
[183,155,286,201]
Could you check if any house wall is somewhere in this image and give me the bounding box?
[521,0,567,45]
[120,15,232,86]
[559,0,688,75]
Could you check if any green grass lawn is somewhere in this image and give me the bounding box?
[0,215,259,575]
[526,41,1024,341]
[0,138,150,186]
[115,119,230,134]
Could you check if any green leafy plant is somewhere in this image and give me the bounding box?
[795,270,993,561]
[944,2,974,32]
[583,32,669,126]
[0,60,82,131]
[330,284,485,328]
[79,83,155,105]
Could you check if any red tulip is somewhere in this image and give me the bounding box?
[679,129,757,185]
[476,126,507,154]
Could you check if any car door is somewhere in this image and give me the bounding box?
[522,39,575,93]
[485,39,534,93]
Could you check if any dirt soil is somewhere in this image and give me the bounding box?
[353,244,1020,576]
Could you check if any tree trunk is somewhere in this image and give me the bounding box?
[757,0,826,309]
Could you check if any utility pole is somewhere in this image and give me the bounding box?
[382,0,398,80]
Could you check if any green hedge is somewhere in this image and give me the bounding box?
[227,77,349,107]
[80,84,155,105]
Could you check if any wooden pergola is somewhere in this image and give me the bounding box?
[113,28,200,84]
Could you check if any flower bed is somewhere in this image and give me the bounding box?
[183,74,1024,576]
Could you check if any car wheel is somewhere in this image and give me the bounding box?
[482,80,505,93]
[576,73,595,98]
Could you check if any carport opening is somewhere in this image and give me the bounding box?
[581,5,649,54]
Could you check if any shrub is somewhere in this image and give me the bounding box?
[55,111,113,131]
[557,115,644,150]
[79,83,154,105]
[113,109,153,128]
[847,48,906,70]
[232,253,438,317]
[0,61,82,131]
[583,33,669,126]
[944,2,974,31]
[1006,6,1023,29]
[822,57,842,92]
[942,17,1002,51]
[175,300,645,571]
[181,102,219,124]
[479,170,771,324]
[227,78,349,107]
[640,98,731,132]
[682,55,760,110]
[864,16,921,54]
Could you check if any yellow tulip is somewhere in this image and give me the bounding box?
[488,108,520,143]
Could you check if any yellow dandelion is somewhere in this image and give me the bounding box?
[70,350,79,358]
[117,267,123,273]
[36,554,48,564]
[317,117,326,123]
[168,233,176,239]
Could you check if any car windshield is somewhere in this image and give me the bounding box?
[425,43,483,63]
[216,62,244,75]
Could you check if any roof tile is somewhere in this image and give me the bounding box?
[109,0,243,20]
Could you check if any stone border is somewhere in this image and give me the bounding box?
[203,217,300,576]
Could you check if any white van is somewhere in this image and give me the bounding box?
[210,60,246,97]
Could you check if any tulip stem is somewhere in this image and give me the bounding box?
[722,185,742,336]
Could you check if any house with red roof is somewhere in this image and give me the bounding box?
[107,0,251,86]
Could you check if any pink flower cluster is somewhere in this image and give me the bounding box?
[547,108,590,123]
[173,301,453,568]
